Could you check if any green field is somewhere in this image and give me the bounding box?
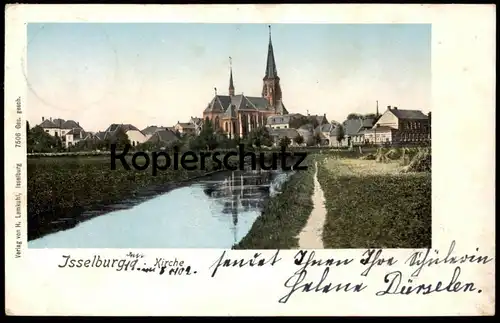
[317,157,431,248]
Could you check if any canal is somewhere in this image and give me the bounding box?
[29,168,293,249]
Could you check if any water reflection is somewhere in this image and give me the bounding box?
[200,169,282,246]
[29,169,292,249]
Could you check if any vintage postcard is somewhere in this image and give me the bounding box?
[5,4,495,316]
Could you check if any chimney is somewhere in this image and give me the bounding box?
[387,106,391,110]
[42,117,44,121]
[50,117,52,121]
[393,106,398,110]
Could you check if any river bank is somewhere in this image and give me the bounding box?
[28,152,304,241]
[233,155,316,249]
[29,167,289,248]
[28,155,240,241]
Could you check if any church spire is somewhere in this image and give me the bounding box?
[229,56,235,96]
[264,25,278,79]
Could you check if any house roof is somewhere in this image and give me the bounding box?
[298,124,314,131]
[267,115,291,125]
[105,123,141,133]
[94,131,107,140]
[362,118,375,128]
[343,119,366,136]
[308,114,327,125]
[177,122,195,129]
[142,125,166,135]
[316,123,336,134]
[389,108,428,120]
[39,118,83,130]
[147,129,179,144]
[103,124,145,137]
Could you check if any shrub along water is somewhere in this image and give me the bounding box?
[233,155,316,249]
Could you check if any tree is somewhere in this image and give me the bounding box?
[248,126,273,148]
[29,126,59,152]
[26,121,34,153]
[279,136,291,150]
[364,113,377,120]
[347,113,363,120]
[289,116,307,129]
[336,124,345,146]
[113,127,131,149]
[294,134,304,146]
[314,133,322,146]
[196,119,218,150]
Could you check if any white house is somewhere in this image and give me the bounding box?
[103,124,147,146]
[266,115,292,130]
[174,121,196,135]
[38,117,83,138]
[64,128,95,148]
[365,106,430,144]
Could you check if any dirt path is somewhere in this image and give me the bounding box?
[297,161,327,249]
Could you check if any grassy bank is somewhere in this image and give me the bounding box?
[28,154,240,240]
[316,157,431,248]
[233,155,316,249]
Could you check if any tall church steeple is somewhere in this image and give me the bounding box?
[264,26,278,79]
[262,25,282,110]
[229,56,235,96]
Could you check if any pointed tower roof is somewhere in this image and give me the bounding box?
[264,25,278,79]
[229,56,235,92]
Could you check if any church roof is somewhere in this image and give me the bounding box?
[204,94,285,116]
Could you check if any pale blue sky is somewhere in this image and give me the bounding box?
[27,23,431,132]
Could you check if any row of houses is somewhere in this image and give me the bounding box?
[37,117,205,149]
[37,105,430,149]
[263,106,431,147]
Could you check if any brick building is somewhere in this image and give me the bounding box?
[203,26,288,138]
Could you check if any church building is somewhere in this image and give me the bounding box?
[203,26,289,138]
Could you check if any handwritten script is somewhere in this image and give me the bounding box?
[208,240,493,303]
